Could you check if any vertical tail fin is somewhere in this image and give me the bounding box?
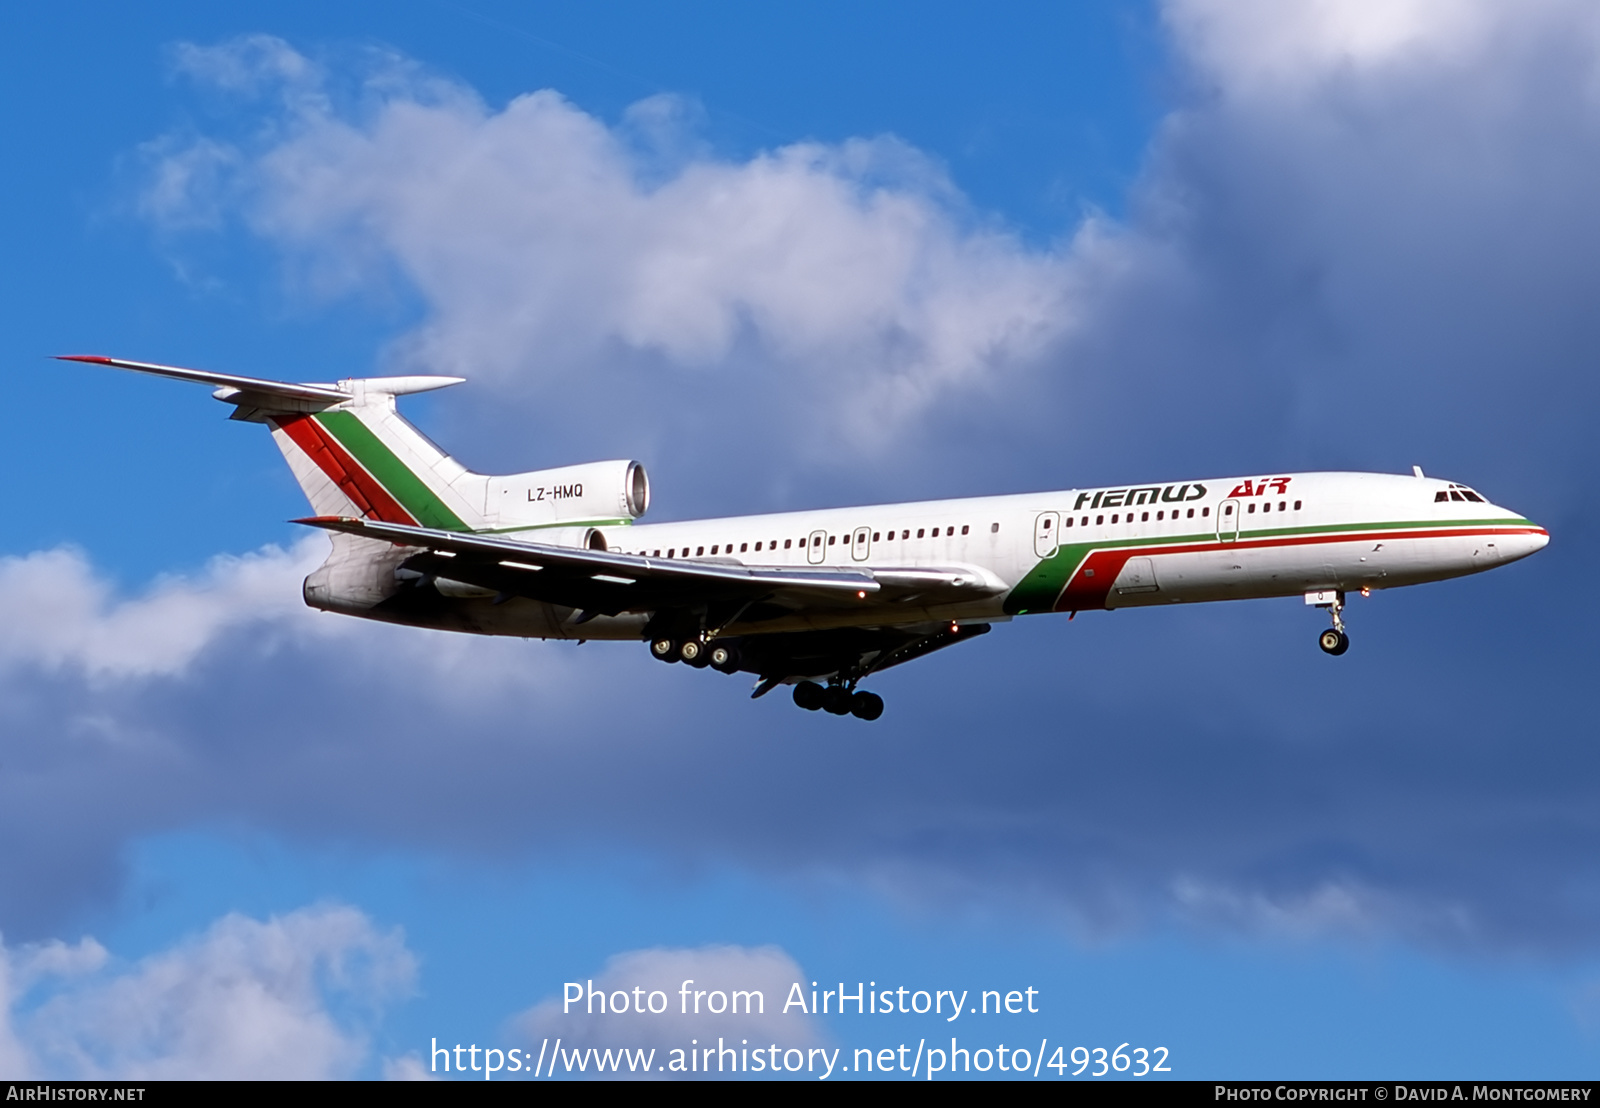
[265,378,483,530]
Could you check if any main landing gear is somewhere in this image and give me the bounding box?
[1307,590,1351,656]
[650,636,742,673]
[793,681,884,721]
[649,634,886,721]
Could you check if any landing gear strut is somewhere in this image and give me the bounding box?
[792,680,885,721]
[1308,590,1350,656]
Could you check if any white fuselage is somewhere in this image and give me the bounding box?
[393,471,1546,641]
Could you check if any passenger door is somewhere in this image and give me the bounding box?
[1034,512,1060,559]
[1218,500,1240,542]
[852,526,871,561]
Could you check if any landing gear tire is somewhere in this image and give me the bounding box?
[709,644,740,673]
[821,686,854,715]
[679,639,710,667]
[1319,628,1349,656]
[650,638,678,663]
[793,681,825,711]
[850,691,885,721]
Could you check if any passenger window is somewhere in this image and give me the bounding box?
[1096,515,1103,525]
[1247,504,1255,513]
[947,526,955,536]
[1294,501,1301,510]
[653,550,660,557]
[1186,509,1193,518]
[1141,512,1149,522]
[990,522,999,533]
[696,546,704,556]
[1065,518,1074,527]
[710,545,718,555]
[1203,508,1211,517]
[784,539,792,549]
[872,532,880,541]
[828,535,836,545]
[1262,504,1270,513]
[668,549,675,557]
[1081,517,1088,526]
[1111,514,1119,524]
[961,525,969,535]
[917,528,925,538]
[903,530,910,539]
[1157,511,1164,521]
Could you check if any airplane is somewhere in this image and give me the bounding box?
[59,355,1550,721]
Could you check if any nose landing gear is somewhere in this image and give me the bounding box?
[1307,590,1351,655]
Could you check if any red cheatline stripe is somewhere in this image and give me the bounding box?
[276,414,419,526]
[1054,524,1545,611]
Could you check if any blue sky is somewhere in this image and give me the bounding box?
[2,0,1599,1081]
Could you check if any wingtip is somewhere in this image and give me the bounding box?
[54,354,112,364]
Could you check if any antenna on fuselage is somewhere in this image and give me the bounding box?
[1412,465,1426,478]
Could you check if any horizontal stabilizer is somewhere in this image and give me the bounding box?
[55,356,467,409]
[56,355,351,404]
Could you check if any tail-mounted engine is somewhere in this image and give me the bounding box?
[484,460,648,530]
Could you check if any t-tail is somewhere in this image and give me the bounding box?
[55,356,650,535]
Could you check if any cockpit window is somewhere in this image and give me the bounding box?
[1437,484,1486,504]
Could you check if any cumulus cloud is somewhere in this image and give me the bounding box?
[514,944,824,1075]
[0,539,324,681]
[1167,0,1503,96]
[3,905,414,1079]
[143,37,1083,471]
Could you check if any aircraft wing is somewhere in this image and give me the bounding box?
[294,516,1002,618]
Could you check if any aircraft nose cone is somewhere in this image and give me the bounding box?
[1500,526,1549,563]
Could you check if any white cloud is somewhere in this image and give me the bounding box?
[148,38,1084,453]
[0,538,326,681]
[5,905,415,1079]
[1167,0,1504,97]
[513,945,825,1079]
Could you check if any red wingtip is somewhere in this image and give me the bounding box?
[54,355,113,364]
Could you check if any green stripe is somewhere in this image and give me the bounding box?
[315,411,469,531]
[480,519,633,534]
[1001,516,1538,615]
[1005,542,1095,614]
